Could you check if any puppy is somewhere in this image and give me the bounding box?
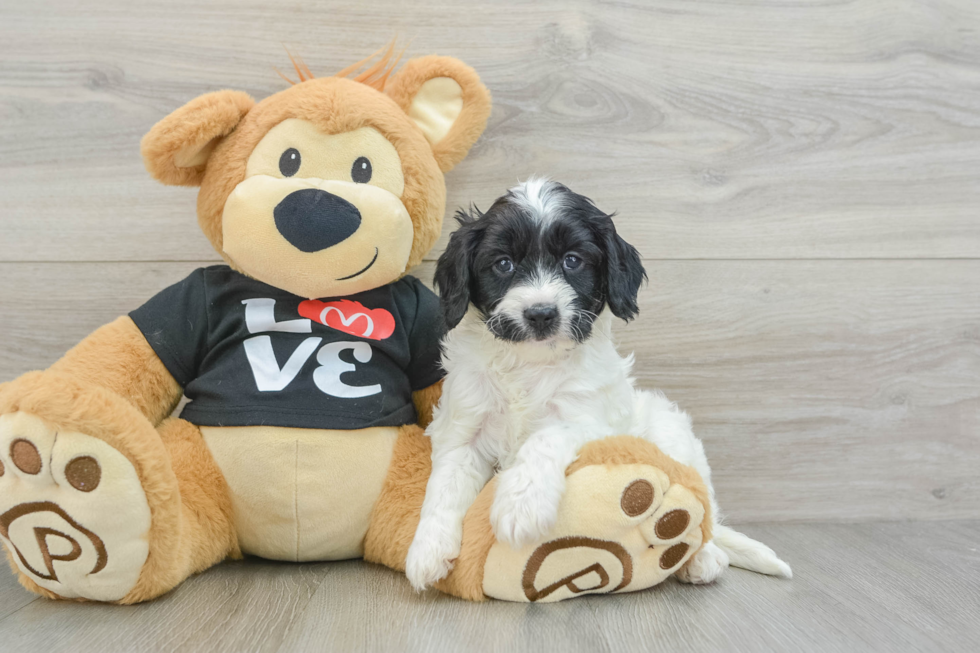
[405,179,792,591]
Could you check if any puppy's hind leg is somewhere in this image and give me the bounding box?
[630,390,720,522]
[630,390,791,581]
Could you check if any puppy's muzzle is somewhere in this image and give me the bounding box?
[523,303,560,339]
[274,188,361,253]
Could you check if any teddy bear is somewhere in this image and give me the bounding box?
[0,47,713,604]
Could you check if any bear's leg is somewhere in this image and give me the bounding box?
[152,417,240,589]
[471,436,712,602]
[363,427,711,603]
[363,424,430,572]
[0,375,237,604]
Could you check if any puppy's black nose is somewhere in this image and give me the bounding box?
[524,304,559,332]
[274,189,361,253]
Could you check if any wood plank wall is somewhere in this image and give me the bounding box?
[1,0,978,523]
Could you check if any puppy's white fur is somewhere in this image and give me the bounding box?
[406,306,792,591]
[510,177,567,225]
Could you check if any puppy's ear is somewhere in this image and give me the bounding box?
[385,56,491,173]
[434,209,482,330]
[141,90,255,186]
[601,216,647,322]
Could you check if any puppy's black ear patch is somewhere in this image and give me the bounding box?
[602,216,646,322]
[434,208,482,330]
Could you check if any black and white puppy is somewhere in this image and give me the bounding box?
[405,179,791,591]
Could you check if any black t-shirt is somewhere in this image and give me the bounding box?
[130,265,445,430]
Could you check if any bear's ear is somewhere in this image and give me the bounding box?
[385,56,491,173]
[141,90,255,186]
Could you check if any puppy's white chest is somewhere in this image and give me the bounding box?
[484,367,566,465]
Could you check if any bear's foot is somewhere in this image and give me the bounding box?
[0,412,152,601]
[482,460,709,603]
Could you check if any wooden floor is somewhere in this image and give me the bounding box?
[1,0,979,650]
[1,521,978,652]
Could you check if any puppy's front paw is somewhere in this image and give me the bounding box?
[491,465,563,549]
[405,524,460,592]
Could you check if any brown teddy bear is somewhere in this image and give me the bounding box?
[0,47,712,604]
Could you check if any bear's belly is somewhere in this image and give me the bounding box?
[200,425,399,562]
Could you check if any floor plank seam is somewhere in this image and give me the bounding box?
[0,597,41,625]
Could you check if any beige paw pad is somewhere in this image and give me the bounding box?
[0,412,151,601]
[482,463,706,603]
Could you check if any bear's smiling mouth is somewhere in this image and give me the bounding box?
[336,247,379,281]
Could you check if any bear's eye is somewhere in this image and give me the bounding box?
[279,148,301,177]
[351,156,372,183]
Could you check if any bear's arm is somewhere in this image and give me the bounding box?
[412,379,443,429]
[404,276,446,431]
[49,316,183,427]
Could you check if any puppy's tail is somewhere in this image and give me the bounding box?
[713,524,793,578]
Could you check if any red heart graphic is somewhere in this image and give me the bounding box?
[298,299,396,340]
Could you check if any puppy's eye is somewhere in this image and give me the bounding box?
[494,258,515,274]
[279,148,301,177]
[563,254,583,271]
[351,156,372,183]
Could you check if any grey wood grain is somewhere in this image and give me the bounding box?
[0,260,976,524]
[624,258,980,523]
[0,575,38,622]
[0,521,977,652]
[2,0,980,262]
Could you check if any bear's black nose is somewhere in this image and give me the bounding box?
[273,189,361,252]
